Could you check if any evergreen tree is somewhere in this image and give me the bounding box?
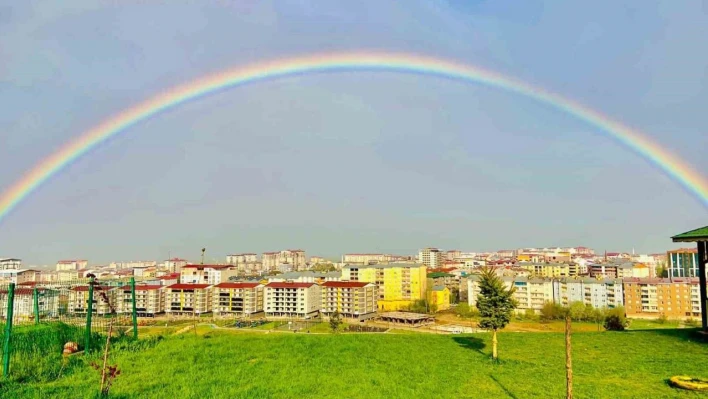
[476,268,517,360]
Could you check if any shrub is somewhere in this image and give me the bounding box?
[454,303,479,318]
[685,318,699,328]
[523,308,539,321]
[604,307,629,331]
[657,313,668,325]
[540,302,564,322]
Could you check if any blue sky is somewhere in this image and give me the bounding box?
[1,1,707,265]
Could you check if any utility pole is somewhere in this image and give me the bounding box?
[201,248,206,265]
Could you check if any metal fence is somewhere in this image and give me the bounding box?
[0,277,140,378]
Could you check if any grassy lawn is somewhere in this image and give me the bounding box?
[2,328,707,398]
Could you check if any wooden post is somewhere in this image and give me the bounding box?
[698,241,707,331]
[565,314,573,399]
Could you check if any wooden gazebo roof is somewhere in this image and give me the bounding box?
[672,226,708,242]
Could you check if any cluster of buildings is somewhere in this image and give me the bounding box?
[1,243,704,322]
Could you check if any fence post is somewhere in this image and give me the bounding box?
[130,277,138,339]
[33,287,40,325]
[85,278,95,353]
[3,283,16,378]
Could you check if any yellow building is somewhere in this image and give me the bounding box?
[518,262,570,278]
[342,263,427,311]
[427,286,450,312]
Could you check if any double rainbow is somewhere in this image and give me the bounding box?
[1,51,707,224]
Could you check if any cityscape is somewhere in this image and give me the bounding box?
[1,1,707,398]
[1,244,703,321]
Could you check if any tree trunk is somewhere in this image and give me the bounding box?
[492,329,498,360]
[565,315,573,399]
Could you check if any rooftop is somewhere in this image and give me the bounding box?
[672,226,708,242]
[321,281,370,288]
[266,282,316,289]
[214,282,261,289]
[166,283,211,289]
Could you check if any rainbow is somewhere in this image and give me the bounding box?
[1,51,707,223]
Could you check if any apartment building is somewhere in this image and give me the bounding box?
[428,286,451,312]
[212,282,264,317]
[468,276,554,313]
[418,248,443,268]
[320,281,377,319]
[667,248,701,278]
[164,284,212,316]
[342,263,427,311]
[56,260,88,271]
[0,269,40,284]
[262,250,307,271]
[623,278,701,319]
[115,285,164,317]
[343,254,391,265]
[587,263,635,279]
[553,278,624,309]
[0,258,21,270]
[226,253,258,264]
[68,286,115,316]
[164,258,188,273]
[518,263,571,278]
[264,282,321,318]
[180,265,238,285]
[0,288,60,320]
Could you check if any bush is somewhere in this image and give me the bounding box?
[604,307,629,331]
[685,318,699,328]
[523,308,539,321]
[540,302,564,322]
[454,303,479,318]
[657,313,668,325]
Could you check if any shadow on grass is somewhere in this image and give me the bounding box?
[626,328,707,342]
[452,336,486,354]
[489,374,518,399]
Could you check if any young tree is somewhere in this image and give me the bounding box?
[329,311,342,333]
[476,268,517,360]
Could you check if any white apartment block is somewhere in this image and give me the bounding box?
[418,248,443,268]
[164,258,188,273]
[0,258,22,270]
[264,282,321,318]
[68,286,115,316]
[262,250,307,271]
[110,261,157,270]
[343,254,393,265]
[56,260,88,271]
[180,265,238,285]
[226,253,258,264]
[553,278,624,309]
[0,287,60,320]
[212,282,264,316]
[114,285,165,316]
[321,281,377,319]
[468,276,554,313]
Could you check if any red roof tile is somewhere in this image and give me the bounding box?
[214,282,261,289]
[321,281,370,288]
[166,283,211,289]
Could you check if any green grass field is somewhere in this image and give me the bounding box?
[1,327,707,398]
